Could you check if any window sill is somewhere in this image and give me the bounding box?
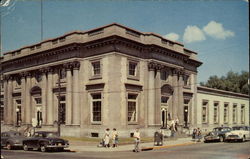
[128,122,138,125]
[91,122,102,125]
[90,75,102,80]
[127,75,139,81]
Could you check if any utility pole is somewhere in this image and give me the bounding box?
[57,68,61,137]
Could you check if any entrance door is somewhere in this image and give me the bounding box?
[184,106,188,128]
[161,107,168,128]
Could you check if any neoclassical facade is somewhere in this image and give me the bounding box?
[0,23,248,137]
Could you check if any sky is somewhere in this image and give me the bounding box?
[0,0,249,83]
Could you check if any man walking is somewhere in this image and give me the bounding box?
[133,128,140,152]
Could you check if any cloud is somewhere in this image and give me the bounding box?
[183,25,206,43]
[163,33,180,41]
[203,21,234,39]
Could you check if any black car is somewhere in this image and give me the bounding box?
[204,127,232,143]
[22,131,69,152]
[1,131,26,150]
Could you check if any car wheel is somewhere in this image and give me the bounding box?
[219,136,224,142]
[58,148,64,152]
[6,143,12,150]
[40,145,47,152]
[242,136,246,142]
[23,144,29,151]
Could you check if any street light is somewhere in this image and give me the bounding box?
[16,108,20,127]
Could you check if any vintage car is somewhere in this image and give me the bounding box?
[22,131,69,152]
[225,126,250,142]
[1,131,26,150]
[204,127,232,143]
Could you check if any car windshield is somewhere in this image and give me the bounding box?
[10,132,22,137]
[45,132,58,138]
[232,127,245,130]
[213,128,230,132]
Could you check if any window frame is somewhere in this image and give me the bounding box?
[127,92,138,124]
[127,59,139,80]
[202,100,208,123]
[241,105,245,124]
[90,59,102,80]
[232,104,237,124]
[213,102,219,124]
[223,103,229,124]
[91,92,102,124]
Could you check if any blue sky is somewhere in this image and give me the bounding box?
[0,0,249,82]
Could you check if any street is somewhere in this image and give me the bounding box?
[1,142,250,159]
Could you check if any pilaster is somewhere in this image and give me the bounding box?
[147,63,156,126]
[72,61,80,125]
[64,63,73,125]
[47,67,54,125]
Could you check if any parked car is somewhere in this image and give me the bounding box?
[1,131,26,150]
[204,127,232,143]
[22,131,69,152]
[225,126,250,142]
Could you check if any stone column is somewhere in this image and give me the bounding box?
[172,69,178,120]
[47,68,54,125]
[178,70,184,125]
[154,65,161,126]
[25,72,31,124]
[148,63,155,126]
[3,76,8,124]
[64,63,73,125]
[20,73,26,123]
[40,68,47,125]
[72,61,80,125]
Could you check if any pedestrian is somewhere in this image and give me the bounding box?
[112,128,118,148]
[170,119,176,137]
[192,128,197,140]
[196,128,202,142]
[133,128,140,152]
[104,128,110,148]
[175,118,179,132]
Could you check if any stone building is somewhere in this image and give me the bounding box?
[197,86,249,131]
[0,23,248,137]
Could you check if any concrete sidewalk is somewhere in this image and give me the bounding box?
[68,137,199,152]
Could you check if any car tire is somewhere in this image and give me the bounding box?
[23,144,29,151]
[6,143,12,150]
[40,145,47,152]
[219,136,224,142]
[242,136,246,142]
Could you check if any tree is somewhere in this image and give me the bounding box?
[200,71,249,95]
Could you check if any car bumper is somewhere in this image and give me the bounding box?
[46,144,69,148]
[204,137,220,141]
[12,143,23,147]
[225,136,241,141]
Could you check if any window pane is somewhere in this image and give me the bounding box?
[128,94,137,99]
[92,61,101,75]
[129,62,137,76]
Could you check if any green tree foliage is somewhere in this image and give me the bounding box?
[200,71,249,95]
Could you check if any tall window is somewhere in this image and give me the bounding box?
[233,104,237,124]
[224,103,229,123]
[128,62,137,76]
[160,70,169,81]
[92,61,101,76]
[16,100,21,126]
[214,102,219,123]
[58,96,66,124]
[202,100,208,123]
[127,94,137,122]
[0,106,3,122]
[92,93,102,122]
[241,105,245,123]
[183,75,190,86]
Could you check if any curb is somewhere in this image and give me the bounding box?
[70,141,198,152]
[141,142,197,151]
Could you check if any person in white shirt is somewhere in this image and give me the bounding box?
[104,128,110,148]
[112,128,118,148]
[133,128,140,152]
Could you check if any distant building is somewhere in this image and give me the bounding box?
[0,23,248,137]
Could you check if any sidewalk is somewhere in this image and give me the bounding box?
[68,137,199,152]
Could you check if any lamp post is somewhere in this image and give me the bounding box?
[16,108,20,127]
[184,108,188,128]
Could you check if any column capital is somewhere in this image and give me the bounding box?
[148,62,157,71]
[63,63,73,71]
[71,61,80,70]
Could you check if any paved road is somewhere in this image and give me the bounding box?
[1,142,250,159]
